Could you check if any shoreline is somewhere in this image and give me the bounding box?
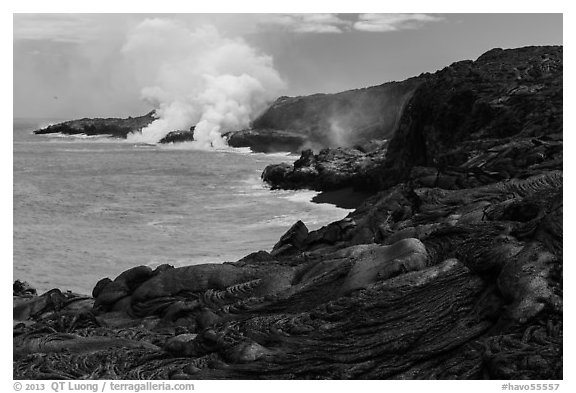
[311,187,372,210]
[13,45,563,380]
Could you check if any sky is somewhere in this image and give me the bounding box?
[13,13,563,119]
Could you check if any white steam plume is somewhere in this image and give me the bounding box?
[122,19,286,147]
[328,117,350,147]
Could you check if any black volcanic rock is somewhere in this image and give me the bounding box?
[224,129,308,153]
[226,77,422,152]
[159,128,196,144]
[262,147,387,191]
[271,220,309,257]
[34,111,156,138]
[264,46,562,195]
[378,46,563,188]
[252,77,423,149]
[13,280,36,297]
[14,46,562,380]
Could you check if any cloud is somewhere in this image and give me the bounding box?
[257,13,443,34]
[354,13,444,32]
[13,14,105,43]
[122,19,286,146]
[259,13,351,34]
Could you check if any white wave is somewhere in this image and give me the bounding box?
[253,214,304,228]
[233,176,286,199]
[34,120,68,130]
[37,132,116,139]
[145,256,223,269]
[158,141,253,154]
[55,148,132,153]
[235,190,271,198]
[203,202,251,210]
[235,176,268,191]
[276,190,352,211]
[278,190,320,204]
[130,143,158,149]
[251,151,299,159]
[34,130,301,162]
[35,133,127,145]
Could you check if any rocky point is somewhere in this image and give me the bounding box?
[15,46,562,380]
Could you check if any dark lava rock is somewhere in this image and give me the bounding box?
[264,46,562,196]
[236,250,275,266]
[224,129,308,153]
[379,45,563,188]
[262,147,387,191]
[310,187,372,209]
[252,77,423,148]
[271,220,309,256]
[13,280,37,297]
[159,128,196,144]
[92,277,112,298]
[14,46,562,380]
[34,111,156,138]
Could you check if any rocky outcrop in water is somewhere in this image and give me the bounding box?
[158,128,196,144]
[223,129,308,153]
[15,46,562,380]
[34,111,156,138]
[262,147,387,191]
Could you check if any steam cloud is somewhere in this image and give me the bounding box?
[122,19,286,147]
[327,118,350,147]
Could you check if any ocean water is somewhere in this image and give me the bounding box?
[13,119,351,294]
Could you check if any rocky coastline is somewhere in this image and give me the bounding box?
[32,63,423,152]
[33,111,157,138]
[15,46,562,380]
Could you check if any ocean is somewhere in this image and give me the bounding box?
[13,119,351,294]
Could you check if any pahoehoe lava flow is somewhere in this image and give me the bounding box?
[15,46,562,380]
